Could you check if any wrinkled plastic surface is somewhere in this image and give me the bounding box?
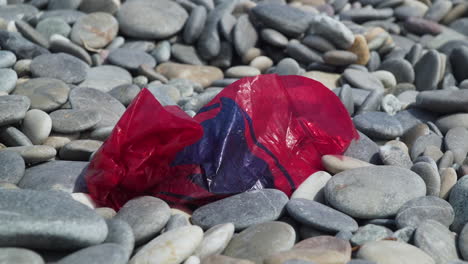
[86,74,358,209]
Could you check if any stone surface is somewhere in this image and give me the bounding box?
[195,223,234,259]
[344,131,381,164]
[325,166,426,219]
[104,219,134,261]
[287,198,358,233]
[59,139,102,161]
[350,224,393,246]
[69,88,125,128]
[353,111,404,139]
[117,0,188,39]
[414,220,459,264]
[224,221,296,264]
[3,145,56,164]
[21,109,51,145]
[322,154,373,174]
[0,150,24,184]
[129,226,203,264]
[0,189,107,250]
[449,176,468,232]
[0,127,33,147]
[156,62,223,88]
[50,109,101,134]
[0,31,49,60]
[30,53,88,84]
[70,12,118,49]
[115,196,171,245]
[55,243,127,264]
[192,189,288,231]
[378,58,415,83]
[0,248,44,264]
[107,48,156,71]
[396,196,455,229]
[343,69,384,92]
[291,171,331,202]
[411,162,441,196]
[0,68,17,93]
[309,15,355,49]
[0,95,30,126]
[357,240,435,264]
[79,65,132,93]
[379,145,412,168]
[18,160,88,193]
[13,78,69,112]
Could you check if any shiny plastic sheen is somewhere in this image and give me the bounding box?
[86,74,358,210]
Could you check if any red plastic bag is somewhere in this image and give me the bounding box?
[86,74,358,210]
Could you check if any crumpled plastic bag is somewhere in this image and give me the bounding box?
[86,74,358,210]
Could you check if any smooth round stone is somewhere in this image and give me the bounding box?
[410,133,443,160]
[344,131,381,164]
[350,224,393,246]
[117,0,188,39]
[36,17,71,40]
[171,43,205,65]
[309,15,355,49]
[353,111,404,140]
[30,53,88,84]
[261,28,289,48]
[70,12,118,49]
[69,88,125,128]
[450,46,468,82]
[265,236,352,264]
[0,248,44,264]
[378,58,414,83]
[1,145,55,164]
[0,50,16,68]
[251,3,312,37]
[21,109,51,145]
[0,95,30,126]
[79,65,132,93]
[233,14,258,57]
[323,50,357,66]
[357,240,435,264]
[405,17,443,35]
[156,62,223,88]
[59,139,102,161]
[115,196,171,245]
[163,214,190,232]
[302,35,336,53]
[325,166,426,219]
[411,162,441,196]
[79,0,121,14]
[152,40,171,63]
[48,0,82,10]
[449,176,468,232]
[285,41,323,64]
[225,66,260,78]
[108,84,140,107]
[0,189,107,250]
[129,225,203,264]
[192,189,288,231]
[18,160,88,193]
[107,48,156,71]
[459,223,468,260]
[436,114,468,134]
[0,151,24,184]
[321,154,373,174]
[291,171,331,202]
[372,71,397,89]
[414,220,459,264]
[379,145,412,169]
[104,219,134,261]
[43,133,79,151]
[13,78,70,112]
[444,127,468,164]
[396,196,454,229]
[414,50,441,91]
[50,109,101,134]
[440,168,457,200]
[416,89,468,114]
[287,198,358,233]
[250,56,273,73]
[0,127,26,147]
[183,6,206,44]
[194,223,235,259]
[0,69,17,94]
[55,243,126,264]
[425,0,452,22]
[224,221,296,264]
[343,69,384,92]
[95,207,116,219]
[274,58,300,75]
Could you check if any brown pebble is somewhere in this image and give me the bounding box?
[348,35,370,65]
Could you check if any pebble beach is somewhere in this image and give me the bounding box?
[1,0,468,263]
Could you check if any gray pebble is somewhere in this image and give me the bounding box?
[171,43,205,65]
[344,131,381,164]
[378,58,415,83]
[274,57,300,75]
[49,35,92,65]
[36,17,71,39]
[0,150,24,184]
[59,139,102,161]
[0,126,33,147]
[411,162,441,196]
[0,95,30,126]
[286,198,358,233]
[233,14,257,57]
[55,243,127,264]
[414,220,459,264]
[108,84,140,106]
[0,68,18,94]
[104,219,134,261]
[0,248,44,264]
[107,48,156,71]
[164,214,190,232]
[414,50,441,91]
[396,196,455,229]
[79,65,132,93]
[343,69,384,92]
[449,175,468,232]
[350,224,393,246]
[50,109,101,134]
[18,160,88,193]
[0,31,50,60]
[391,226,415,242]
[353,111,404,140]
[286,40,323,64]
[379,145,412,168]
[0,50,16,68]
[183,6,207,44]
[192,189,288,231]
[261,28,289,48]
[115,196,171,245]
[0,189,107,250]
[324,166,426,219]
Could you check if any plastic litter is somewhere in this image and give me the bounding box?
[86,74,358,210]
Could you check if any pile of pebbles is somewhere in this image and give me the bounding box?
[2,0,468,263]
